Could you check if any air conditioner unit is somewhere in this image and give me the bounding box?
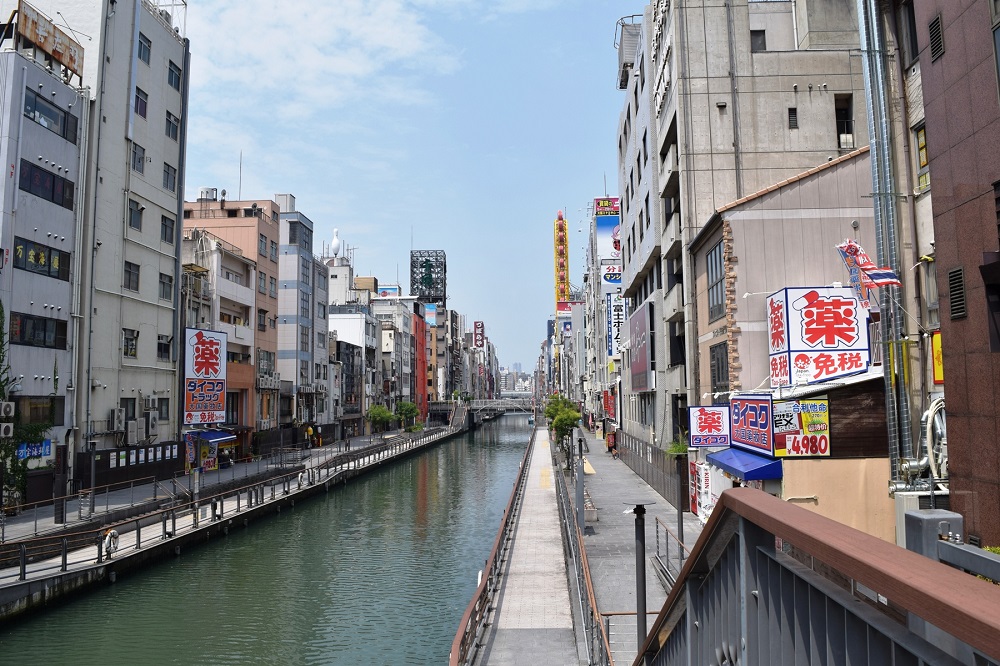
[136,415,146,441]
[127,419,138,446]
[110,408,125,431]
[0,423,13,438]
[0,401,14,419]
[144,396,158,411]
[146,410,159,432]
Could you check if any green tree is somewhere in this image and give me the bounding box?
[395,401,419,427]
[367,404,394,434]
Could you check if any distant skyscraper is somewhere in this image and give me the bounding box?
[410,250,447,306]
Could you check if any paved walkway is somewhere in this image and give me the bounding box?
[479,429,584,665]
[578,427,703,664]
[483,426,703,666]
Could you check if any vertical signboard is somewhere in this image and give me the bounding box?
[601,261,622,294]
[474,321,485,348]
[730,394,774,456]
[629,303,652,392]
[594,197,621,261]
[688,405,731,447]
[768,287,870,388]
[184,328,227,425]
[425,303,438,327]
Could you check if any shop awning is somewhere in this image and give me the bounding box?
[193,430,236,445]
[707,448,782,481]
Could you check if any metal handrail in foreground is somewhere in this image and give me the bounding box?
[449,427,536,666]
[638,487,1000,666]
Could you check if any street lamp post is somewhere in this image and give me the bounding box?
[576,434,585,531]
[89,440,96,514]
[627,500,655,659]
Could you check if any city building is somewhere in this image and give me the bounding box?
[183,192,281,444]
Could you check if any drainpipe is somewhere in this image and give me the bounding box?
[856,0,914,481]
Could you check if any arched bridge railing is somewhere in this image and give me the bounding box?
[468,398,533,413]
[640,487,1000,666]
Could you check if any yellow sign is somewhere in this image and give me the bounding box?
[932,331,944,384]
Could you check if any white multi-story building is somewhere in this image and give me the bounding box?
[62,1,190,474]
[0,46,87,483]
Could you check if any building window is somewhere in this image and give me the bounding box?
[788,107,798,129]
[301,293,309,317]
[14,396,65,426]
[258,309,267,331]
[157,334,171,361]
[300,261,310,285]
[301,326,310,349]
[162,163,177,192]
[128,199,143,230]
[158,398,170,420]
[750,30,766,53]
[835,94,854,149]
[134,87,148,118]
[161,215,175,243]
[317,332,325,348]
[18,159,74,210]
[12,237,70,281]
[168,60,181,90]
[269,276,277,297]
[258,271,267,293]
[159,272,173,300]
[23,88,78,143]
[9,313,67,349]
[120,398,136,422]
[124,260,140,291]
[316,302,325,318]
[259,233,268,256]
[131,143,145,174]
[899,1,919,65]
[270,240,278,261]
[915,125,930,190]
[707,241,725,322]
[709,342,729,400]
[138,33,151,64]
[122,328,139,358]
[165,111,179,140]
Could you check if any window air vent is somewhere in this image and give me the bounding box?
[788,107,798,129]
[929,15,944,61]
[948,267,966,319]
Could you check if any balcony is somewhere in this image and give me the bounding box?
[664,283,684,322]
[217,320,253,343]
[663,211,681,259]
[215,275,254,306]
[664,362,686,392]
[658,143,678,197]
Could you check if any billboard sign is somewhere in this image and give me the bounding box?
[689,406,731,447]
[595,197,621,261]
[474,321,485,348]
[767,287,870,388]
[629,303,652,392]
[425,303,437,327]
[773,399,830,457]
[377,285,400,297]
[730,394,774,456]
[608,293,626,359]
[184,328,227,425]
[601,261,622,293]
[18,1,83,79]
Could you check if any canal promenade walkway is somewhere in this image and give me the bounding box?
[479,427,703,666]
[0,427,454,620]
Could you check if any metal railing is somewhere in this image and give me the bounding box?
[449,427,535,666]
[652,516,690,587]
[553,446,614,665]
[638,488,1000,666]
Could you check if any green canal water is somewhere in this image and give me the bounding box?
[0,415,532,665]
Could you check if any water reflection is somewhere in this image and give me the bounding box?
[0,415,531,665]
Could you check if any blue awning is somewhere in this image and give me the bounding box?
[707,448,783,481]
[193,430,236,445]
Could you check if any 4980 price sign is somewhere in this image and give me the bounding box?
[784,434,829,456]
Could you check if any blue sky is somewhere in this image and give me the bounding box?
[184,1,634,370]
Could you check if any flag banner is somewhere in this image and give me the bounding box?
[836,239,901,291]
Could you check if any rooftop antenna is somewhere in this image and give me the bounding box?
[238,150,242,200]
[55,12,92,42]
[604,172,608,196]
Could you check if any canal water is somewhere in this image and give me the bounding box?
[0,415,532,665]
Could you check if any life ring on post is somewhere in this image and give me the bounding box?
[104,529,119,557]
